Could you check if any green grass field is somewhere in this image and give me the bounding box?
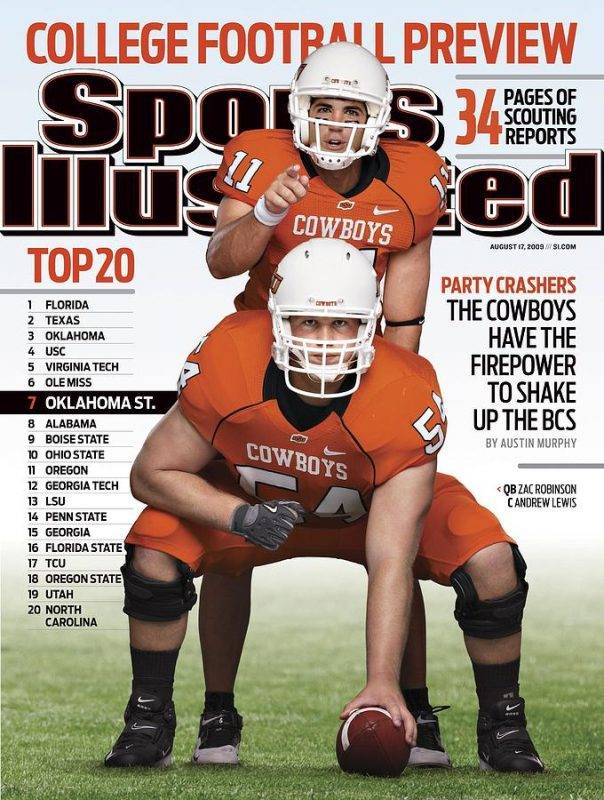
[2,558,603,800]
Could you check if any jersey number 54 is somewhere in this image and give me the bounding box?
[413,392,446,455]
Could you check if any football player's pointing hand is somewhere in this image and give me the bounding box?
[264,165,309,214]
[229,499,305,551]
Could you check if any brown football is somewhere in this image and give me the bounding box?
[336,707,411,778]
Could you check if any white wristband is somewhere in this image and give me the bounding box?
[253,195,288,227]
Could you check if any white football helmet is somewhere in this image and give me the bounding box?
[268,239,382,399]
[289,42,392,170]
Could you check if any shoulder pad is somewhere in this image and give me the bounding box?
[214,130,298,204]
[346,342,447,484]
[177,311,271,442]
[381,140,448,243]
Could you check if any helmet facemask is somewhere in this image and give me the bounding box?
[270,306,379,399]
[289,90,391,170]
[269,238,382,400]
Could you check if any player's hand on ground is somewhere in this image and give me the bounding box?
[340,681,417,746]
[229,500,305,551]
[264,165,309,214]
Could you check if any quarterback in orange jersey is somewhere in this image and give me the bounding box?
[105,241,543,774]
[208,40,447,325]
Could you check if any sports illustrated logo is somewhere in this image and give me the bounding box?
[3,72,601,237]
[269,270,283,294]
[290,433,308,444]
[337,200,355,211]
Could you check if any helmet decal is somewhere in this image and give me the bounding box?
[293,62,308,81]
[269,270,283,294]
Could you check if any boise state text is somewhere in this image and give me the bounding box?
[0,70,601,236]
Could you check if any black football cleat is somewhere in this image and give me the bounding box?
[408,704,453,768]
[104,692,175,768]
[192,708,243,765]
[477,697,544,773]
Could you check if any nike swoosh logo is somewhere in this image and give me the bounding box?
[505,703,521,712]
[496,729,519,740]
[324,447,346,456]
[137,697,155,704]
[514,750,542,762]
[201,715,222,726]
[373,206,399,216]
[265,505,278,513]
[131,723,156,731]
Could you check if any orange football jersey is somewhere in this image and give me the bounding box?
[177,311,446,526]
[214,129,448,311]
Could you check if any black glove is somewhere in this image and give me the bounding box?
[229,500,305,551]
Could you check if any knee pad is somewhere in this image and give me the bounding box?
[121,546,197,622]
[450,545,528,639]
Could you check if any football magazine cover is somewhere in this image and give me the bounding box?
[1,3,602,799]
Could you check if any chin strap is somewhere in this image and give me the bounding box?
[384,315,425,327]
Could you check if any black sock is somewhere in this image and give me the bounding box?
[204,691,235,713]
[472,658,520,711]
[403,686,431,715]
[130,646,179,702]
